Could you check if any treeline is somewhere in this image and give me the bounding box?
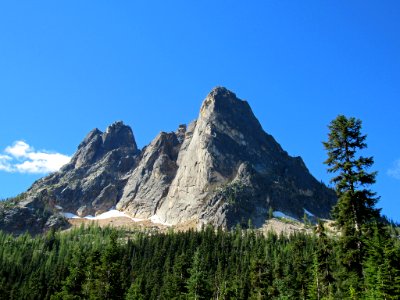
[0,223,399,300]
[1,115,399,299]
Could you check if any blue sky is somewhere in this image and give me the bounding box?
[0,1,399,221]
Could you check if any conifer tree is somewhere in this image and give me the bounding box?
[249,257,268,299]
[363,222,400,299]
[186,249,210,300]
[323,115,380,285]
[308,220,334,300]
[126,279,145,300]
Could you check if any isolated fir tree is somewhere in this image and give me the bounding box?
[323,115,380,283]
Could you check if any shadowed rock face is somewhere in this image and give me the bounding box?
[0,87,336,234]
[22,121,140,220]
[116,131,182,218]
[0,191,69,235]
[71,121,138,169]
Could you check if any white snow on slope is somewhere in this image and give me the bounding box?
[84,210,144,221]
[273,211,298,221]
[62,212,80,219]
[62,209,145,222]
[61,209,171,226]
[150,214,171,226]
[303,208,315,217]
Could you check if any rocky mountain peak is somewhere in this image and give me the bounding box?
[204,86,236,103]
[71,122,138,168]
[102,121,138,152]
[78,128,102,150]
[0,87,336,235]
[199,87,263,138]
[201,87,238,116]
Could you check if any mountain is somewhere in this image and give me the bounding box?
[0,87,336,234]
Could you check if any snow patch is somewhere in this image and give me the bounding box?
[84,210,145,221]
[303,208,315,217]
[61,209,144,222]
[55,205,63,210]
[62,212,80,219]
[273,211,297,221]
[84,215,95,219]
[150,214,171,226]
[85,210,129,220]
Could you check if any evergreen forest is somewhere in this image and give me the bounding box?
[1,115,400,299]
[0,221,399,300]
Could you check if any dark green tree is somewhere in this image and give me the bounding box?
[249,257,268,299]
[363,222,400,299]
[126,279,145,300]
[51,243,86,299]
[268,206,273,220]
[160,253,188,299]
[323,115,380,290]
[308,220,334,300]
[186,249,211,300]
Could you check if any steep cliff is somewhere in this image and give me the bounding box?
[0,87,336,234]
[155,87,335,227]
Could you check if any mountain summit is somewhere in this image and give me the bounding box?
[0,87,336,234]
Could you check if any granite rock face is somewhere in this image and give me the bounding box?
[156,87,335,227]
[0,87,336,234]
[116,131,182,219]
[24,121,139,219]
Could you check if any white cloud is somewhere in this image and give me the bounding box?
[0,154,13,172]
[5,141,32,158]
[387,159,400,180]
[0,141,71,174]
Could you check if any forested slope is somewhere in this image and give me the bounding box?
[1,223,399,299]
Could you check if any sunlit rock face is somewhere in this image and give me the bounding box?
[156,87,335,227]
[0,87,336,234]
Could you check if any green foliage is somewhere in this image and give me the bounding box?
[186,249,211,299]
[126,279,145,300]
[219,181,246,206]
[0,222,399,299]
[268,206,273,220]
[308,221,334,300]
[363,222,400,299]
[324,116,377,275]
[323,115,400,297]
[323,115,380,230]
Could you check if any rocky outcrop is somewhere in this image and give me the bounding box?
[25,121,139,218]
[0,191,69,235]
[116,131,182,218]
[0,87,336,234]
[155,87,335,227]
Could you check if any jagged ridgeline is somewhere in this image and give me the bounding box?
[0,87,336,234]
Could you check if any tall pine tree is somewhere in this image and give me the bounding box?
[323,115,380,290]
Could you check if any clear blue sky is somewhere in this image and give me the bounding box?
[0,1,399,221]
